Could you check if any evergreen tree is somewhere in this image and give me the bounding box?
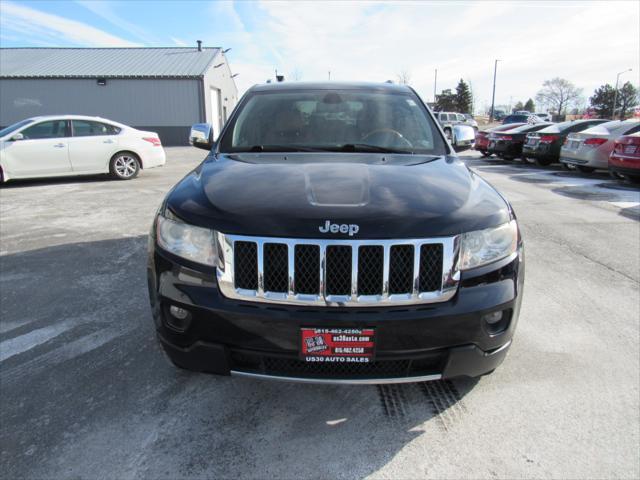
[589,84,616,118]
[524,98,535,112]
[617,82,639,119]
[454,79,473,113]
[435,89,456,111]
[513,101,524,112]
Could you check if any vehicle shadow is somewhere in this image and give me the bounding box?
[0,173,113,188]
[0,236,480,479]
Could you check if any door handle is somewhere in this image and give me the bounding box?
[103,139,114,144]
[53,143,65,148]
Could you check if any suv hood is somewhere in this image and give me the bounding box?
[165,153,511,239]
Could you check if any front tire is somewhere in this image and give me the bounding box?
[110,152,140,180]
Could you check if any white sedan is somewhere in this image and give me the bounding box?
[0,115,166,182]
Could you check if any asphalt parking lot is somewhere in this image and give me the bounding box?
[1,147,639,479]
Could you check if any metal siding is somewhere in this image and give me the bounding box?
[0,48,220,78]
[0,78,201,127]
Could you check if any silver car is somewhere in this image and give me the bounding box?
[463,114,479,130]
[560,120,640,172]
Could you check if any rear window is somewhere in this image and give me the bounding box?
[539,120,579,133]
[504,115,528,123]
[490,123,525,132]
[622,122,640,135]
[507,123,550,133]
[220,89,447,155]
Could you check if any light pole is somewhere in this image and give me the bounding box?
[612,68,632,119]
[433,69,438,103]
[489,59,500,122]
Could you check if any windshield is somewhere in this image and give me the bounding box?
[0,119,34,138]
[219,89,447,155]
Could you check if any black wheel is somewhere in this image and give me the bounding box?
[480,151,491,157]
[110,152,140,180]
[534,157,552,166]
[576,165,596,174]
[502,155,514,161]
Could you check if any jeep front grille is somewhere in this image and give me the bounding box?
[216,233,460,307]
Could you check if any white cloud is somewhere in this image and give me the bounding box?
[170,37,189,47]
[0,1,139,47]
[222,0,638,113]
[76,1,160,45]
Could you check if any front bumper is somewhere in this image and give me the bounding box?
[148,243,524,384]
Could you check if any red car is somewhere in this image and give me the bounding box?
[609,132,640,183]
[475,123,525,157]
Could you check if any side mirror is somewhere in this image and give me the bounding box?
[189,123,214,151]
[451,125,476,152]
[10,133,24,141]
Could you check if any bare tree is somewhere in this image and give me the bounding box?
[396,69,412,85]
[535,77,583,116]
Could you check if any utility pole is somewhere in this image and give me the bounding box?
[434,69,438,103]
[328,71,331,81]
[612,68,632,119]
[489,59,500,122]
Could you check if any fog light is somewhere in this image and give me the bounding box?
[482,310,511,336]
[483,311,503,324]
[165,305,192,332]
[169,305,189,320]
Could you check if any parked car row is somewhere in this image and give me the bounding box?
[474,119,640,182]
[0,115,166,183]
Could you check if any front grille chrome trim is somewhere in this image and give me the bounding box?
[217,233,460,307]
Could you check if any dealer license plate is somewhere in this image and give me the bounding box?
[624,145,636,154]
[300,328,375,363]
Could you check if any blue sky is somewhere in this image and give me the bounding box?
[1,0,638,112]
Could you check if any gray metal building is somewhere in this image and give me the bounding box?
[0,46,238,145]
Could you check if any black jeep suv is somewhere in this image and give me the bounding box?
[147,82,525,384]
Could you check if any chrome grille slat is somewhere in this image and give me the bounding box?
[217,233,460,307]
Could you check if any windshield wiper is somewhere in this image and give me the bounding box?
[339,143,414,154]
[238,145,324,153]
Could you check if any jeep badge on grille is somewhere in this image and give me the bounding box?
[319,220,360,236]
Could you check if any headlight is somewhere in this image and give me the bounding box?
[156,212,219,267]
[459,220,518,270]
